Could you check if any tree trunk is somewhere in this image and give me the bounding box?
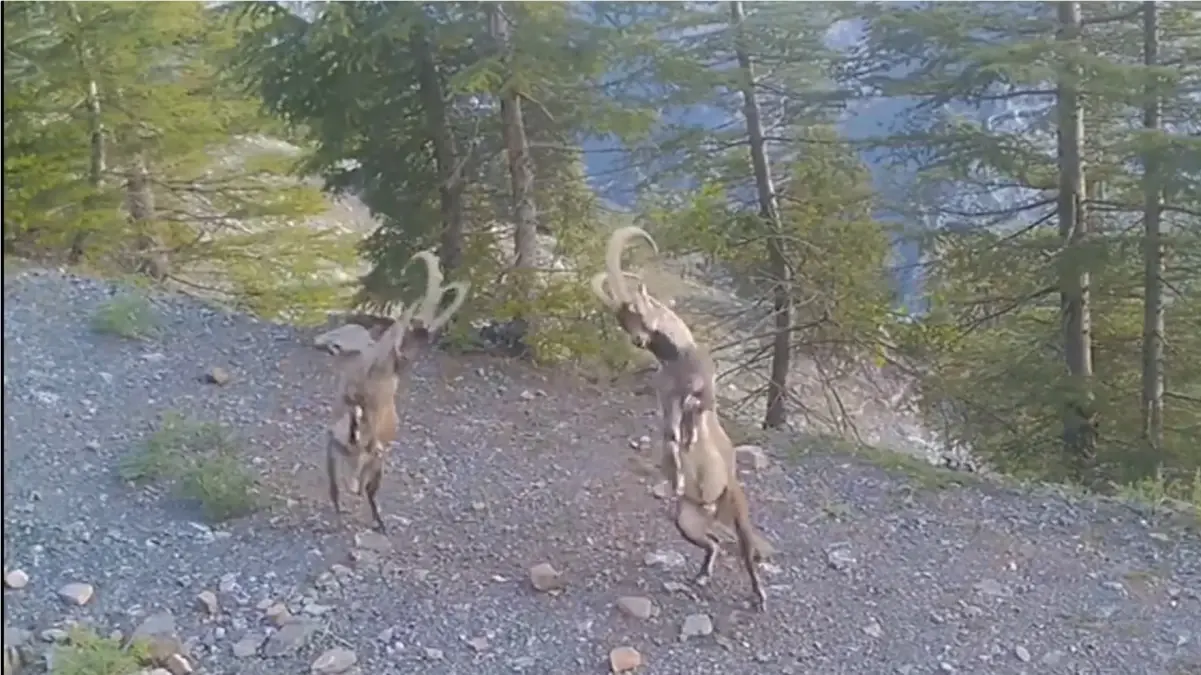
[1140,0,1165,457]
[127,153,167,280]
[489,3,538,275]
[730,1,792,429]
[413,5,465,273]
[1054,1,1096,476]
[67,3,105,264]
[87,80,106,189]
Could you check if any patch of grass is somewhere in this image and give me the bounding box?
[52,626,149,675]
[120,411,261,522]
[791,433,975,491]
[119,411,228,483]
[181,450,259,521]
[90,293,160,340]
[1116,467,1201,526]
[855,445,975,490]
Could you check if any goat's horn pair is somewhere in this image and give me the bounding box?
[399,249,470,332]
[589,271,647,310]
[591,226,658,309]
[410,250,445,326]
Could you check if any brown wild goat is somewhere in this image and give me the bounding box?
[327,250,469,532]
[590,226,771,610]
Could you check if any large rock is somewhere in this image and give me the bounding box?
[56,583,93,606]
[314,324,374,355]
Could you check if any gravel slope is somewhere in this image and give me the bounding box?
[3,269,1200,675]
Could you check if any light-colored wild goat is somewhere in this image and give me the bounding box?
[673,379,766,610]
[590,226,697,494]
[327,249,469,532]
[590,226,770,610]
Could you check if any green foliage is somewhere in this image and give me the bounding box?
[180,450,260,522]
[862,1,1201,493]
[648,126,895,370]
[120,411,260,522]
[1117,468,1201,521]
[3,1,348,321]
[119,411,226,483]
[236,3,654,366]
[90,293,161,340]
[217,0,1198,505]
[52,626,150,675]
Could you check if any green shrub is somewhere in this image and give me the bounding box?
[89,293,161,340]
[120,411,261,522]
[52,627,150,675]
[181,450,260,521]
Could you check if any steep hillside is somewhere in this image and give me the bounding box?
[2,268,1198,675]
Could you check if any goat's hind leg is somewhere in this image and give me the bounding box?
[325,438,344,526]
[674,500,720,587]
[733,516,767,612]
[360,453,387,534]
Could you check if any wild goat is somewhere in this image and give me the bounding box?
[671,381,767,610]
[327,250,469,532]
[590,226,697,494]
[590,226,771,610]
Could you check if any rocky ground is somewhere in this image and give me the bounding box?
[3,268,1200,675]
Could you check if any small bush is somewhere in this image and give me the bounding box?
[119,411,227,483]
[120,411,260,522]
[90,293,161,340]
[181,450,259,521]
[52,626,150,675]
[1117,467,1201,521]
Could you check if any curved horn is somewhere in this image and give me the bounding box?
[604,226,658,305]
[428,281,470,332]
[590,272,616,309]
[402,249,444,326]
[591,271,647,309]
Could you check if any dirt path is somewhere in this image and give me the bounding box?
[3,269,1199,675]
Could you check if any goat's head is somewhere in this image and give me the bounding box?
[373,249,471,371]
[590,226,693,352]
[336,249,470,441]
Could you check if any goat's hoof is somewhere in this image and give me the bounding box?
[692,573,711,588]
[752,594,767,613]
[372,522,388,534]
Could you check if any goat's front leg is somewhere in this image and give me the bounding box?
[661,403,685,498]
